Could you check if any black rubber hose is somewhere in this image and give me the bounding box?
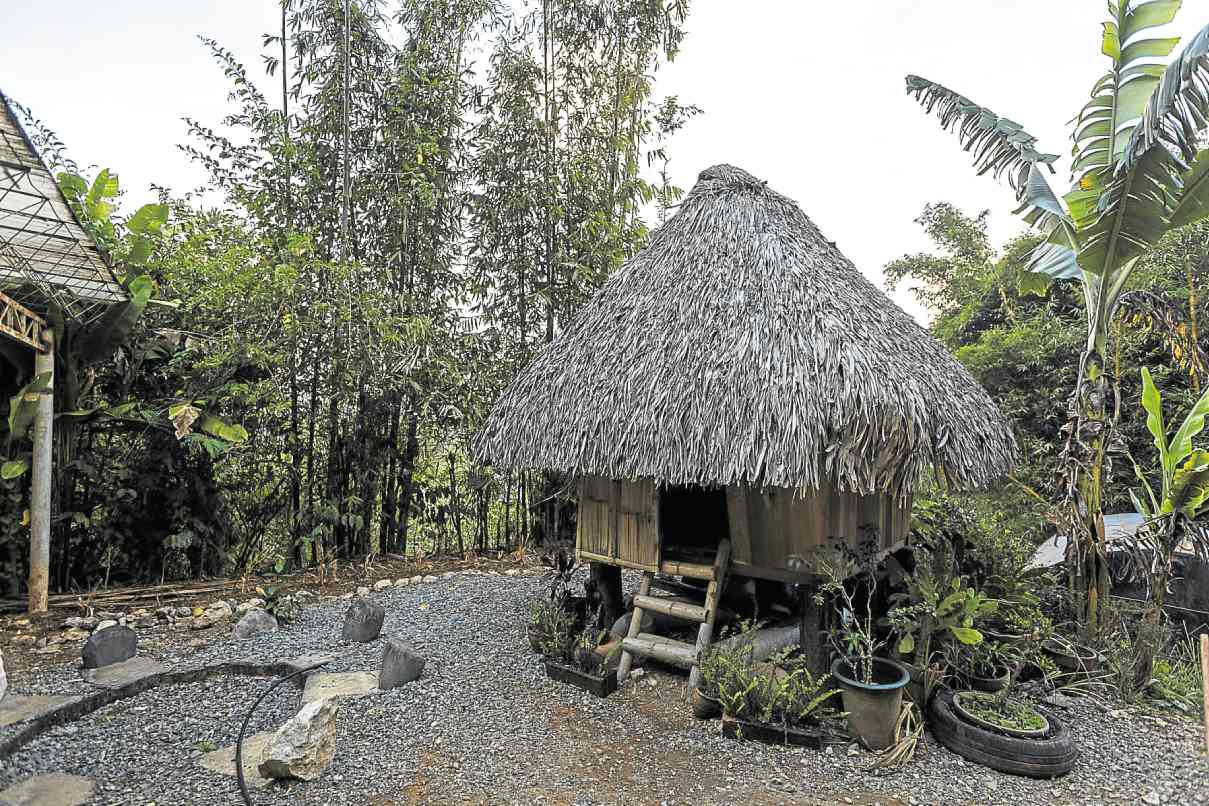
[235,660,331,806]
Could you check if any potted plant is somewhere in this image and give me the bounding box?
[1041,634,1102,679]
[692,647,728,719]
[812,545,911,751]
[716,644,846,748]
[528,598,573,654]
[543,630,620,697]
[541,546,586,625]
[951,640,1015,693]
[884,538,995,706]
[930,686,1076,778]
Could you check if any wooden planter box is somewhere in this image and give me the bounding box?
[544,660,617,698]
[720,714,847,750]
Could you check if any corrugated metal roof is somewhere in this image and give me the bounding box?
[0,90,127,323]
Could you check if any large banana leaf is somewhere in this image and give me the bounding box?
[1141,367,1171,485]
[1167,379,1209,473]
[1078,19,1209,284]
[77,273,154,367]
[905,76,1059,190]
[1074,1,1182,178]
[1015,165,1081,281]
[905,77,1075,280]
[1168,450,1209,516]
[6,372,51,446]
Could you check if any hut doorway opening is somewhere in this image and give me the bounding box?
[658,484,729,566]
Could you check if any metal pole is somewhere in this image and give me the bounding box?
[27,328,54,614]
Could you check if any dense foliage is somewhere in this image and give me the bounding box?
[1,0,699,595]
[886,203,1208,537]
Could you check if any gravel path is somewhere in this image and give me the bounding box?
[1,571,1206,805]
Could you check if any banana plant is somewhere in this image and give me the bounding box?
[1131,367,1209,582]
[1127,366,1209,681]
[906,1,1209,634]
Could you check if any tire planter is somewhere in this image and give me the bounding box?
[929,688,1078,778]
[544,660,617,697]
[831,657,910,751]
[952,691,1049,739]
[691,687,722,719]
[720,715,847,750]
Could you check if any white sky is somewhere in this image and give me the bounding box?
[3,2,1205,322]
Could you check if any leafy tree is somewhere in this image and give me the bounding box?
[906,2,1209,633]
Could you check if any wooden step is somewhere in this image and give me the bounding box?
[659,559,715,581]
[621,633,698,668]
[650,575,708,598]
[633,594,708,623]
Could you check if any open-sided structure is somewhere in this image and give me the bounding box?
[0,89,127,612]
[474,164,1016,681]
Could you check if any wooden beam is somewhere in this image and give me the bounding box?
[27,327,53,614]
[0,291,47,351]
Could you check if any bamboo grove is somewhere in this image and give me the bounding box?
[0,0,699,593]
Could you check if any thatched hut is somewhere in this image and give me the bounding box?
[474,164,1015,678]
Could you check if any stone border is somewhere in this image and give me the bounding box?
[0,657,328,758]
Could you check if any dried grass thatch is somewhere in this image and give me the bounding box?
[473,164,1016,497]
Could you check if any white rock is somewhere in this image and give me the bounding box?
[421,575,438,583]
[373,579,392,590]
[0,647,6,701]
[94,619,118,632]
[407,576,423,584]
[203,601,233,622]
[356,586,370,597]
[232,609,279,640]
[258,699,339,781]
[504,569,519,576]
[394,578,410,587]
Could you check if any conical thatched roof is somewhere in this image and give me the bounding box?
[473,164,1016,497]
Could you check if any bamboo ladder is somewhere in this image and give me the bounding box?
[616,539,731,694]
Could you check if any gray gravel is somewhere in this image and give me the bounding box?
[1,569,1207,805]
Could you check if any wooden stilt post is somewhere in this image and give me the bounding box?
[27,328,53,614]
[799,577,830,678]
[1200,632,1208,755]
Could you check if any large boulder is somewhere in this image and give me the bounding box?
[81,625,137,669]
[341,598,384,643]
[378,639,425,689]
[232,609,279,640]
[258,699,339,781]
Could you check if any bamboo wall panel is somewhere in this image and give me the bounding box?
[576,476,615,559]
[617,479,658,569]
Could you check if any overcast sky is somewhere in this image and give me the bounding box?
[2,2,1204,322]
